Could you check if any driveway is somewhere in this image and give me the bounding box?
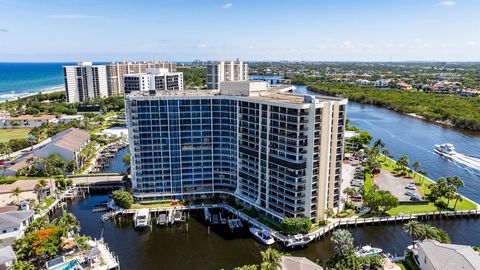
[340,162,356,210]
[374,170,416,201]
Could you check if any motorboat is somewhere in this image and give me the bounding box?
[249,227,275,245]
[355,245,383,257]
[284,234,314,248]
[434,143,456,158]
[134,209,150,230]
[157,213,167,226]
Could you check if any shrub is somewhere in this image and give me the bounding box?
[281,217,312,234]
[112,190,134,209]
[434,200,448,209]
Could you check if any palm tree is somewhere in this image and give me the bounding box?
[34,179,48,201]
[52,211,80,236]
[453,194,463,210]
[403,220,425,246]
[10,187,23,203]
[373,139,385,152]
[260,248,282,270]
[412,161,420,179]
[343,187,356,202]
[419,170,428,187]
[382,149,390,162]
[396,155,409,175]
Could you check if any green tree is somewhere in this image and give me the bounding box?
[396,155,409,174]
[10,187,23,202]
[332,229,354,256]
[453,194,463,210]
[52,211,80,236]
[34,179,48,201]
[343,187,357,202]
[280,217,312,234]
[112,190,134,209]
[65,159,77,173]
[412,161,420,179]
[123,153,131,168]
[11,260,35,270]
[403,220,425,245]
[234,265,259,270]
[260,248,283,270]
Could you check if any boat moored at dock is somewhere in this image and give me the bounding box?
[284,234,314,249]
[249,227,275,245]
[134,209,150,230]
[355,245,383,257]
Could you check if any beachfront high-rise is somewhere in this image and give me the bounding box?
[206,60,248,89]
[123,68,184,95]
[106,61,177,96]
[63,62,108,103]
[126,81,347,222]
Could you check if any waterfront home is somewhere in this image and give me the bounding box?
[33,127,90,169]
[0,246,16,269]
[412,239,480,270]
[58,114,85,124]
[0,210,34,240]
[279,256,323,270]
[0,114,56,128]
[0,179,52,201]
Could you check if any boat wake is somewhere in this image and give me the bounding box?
[452,153,480,172]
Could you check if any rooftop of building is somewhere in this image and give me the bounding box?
[0,210,34,230]
[280,256,324,270]
[0,179,51,194]
[3,114,56,121]
[126,82,345,105]
[416,239,480,270]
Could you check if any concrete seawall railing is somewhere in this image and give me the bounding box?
[107,203,480,243]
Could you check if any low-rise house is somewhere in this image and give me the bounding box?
[33,127,90,169]
[58,115,85,124]
[413,239,480,270]
[3,155,31,176]
[0,210,35,239]
[0,114,56,128]
[279,256,323,270]
[0,246,16,270]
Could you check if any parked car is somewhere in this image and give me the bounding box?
[404,191,417,196]
[405,185,416,190]
[410,195,422,201]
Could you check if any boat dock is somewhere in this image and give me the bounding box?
[104,203,480,247]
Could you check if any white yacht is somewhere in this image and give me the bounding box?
[284,234,314,248]
[355,245,383,257]
[134,209,150,230]
[249,227,275,245]
[434,143,457,158]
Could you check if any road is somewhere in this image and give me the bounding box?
[1,137,52,162]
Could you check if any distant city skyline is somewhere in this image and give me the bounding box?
[0,0,479,62]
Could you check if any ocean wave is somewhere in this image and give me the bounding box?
[0,84,64,101]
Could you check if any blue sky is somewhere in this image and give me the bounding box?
[0,0,479,61]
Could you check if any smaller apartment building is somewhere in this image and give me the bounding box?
[124,68,184,95]
[0,115,56,128]
[33,128,90,169]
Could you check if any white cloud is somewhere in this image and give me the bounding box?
[197,43,208,48]
[0,28,8,33]
[221,3,233,9]
[48,14,95,19]
[467,41,478,46]
[342,41,355,49]
[437,0,456,6]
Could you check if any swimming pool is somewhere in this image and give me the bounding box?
[49,259,82,270]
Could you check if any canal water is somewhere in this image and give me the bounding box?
[99,147,129,174]
[61,195,480,270]
[294,85,480,203]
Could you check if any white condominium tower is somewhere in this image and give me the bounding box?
[126,81,347,222]
[123,68,184,95]
[63,62,108,103]
[106,61,177,96]
[206,60,248,89]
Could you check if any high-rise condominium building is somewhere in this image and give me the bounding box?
[124,68,184,95]
[106,61,177,96]
[206,60,248,89]
[126,81,347,222]
[63,62,108,103]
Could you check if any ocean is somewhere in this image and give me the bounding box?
[0,62,72,101]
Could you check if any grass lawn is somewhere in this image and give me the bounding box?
[0,128,31,143]
[130,200,182,209]
[41,197,56,210]
[365,154,478,216]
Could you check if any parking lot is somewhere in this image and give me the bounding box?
[374,170,417,201]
